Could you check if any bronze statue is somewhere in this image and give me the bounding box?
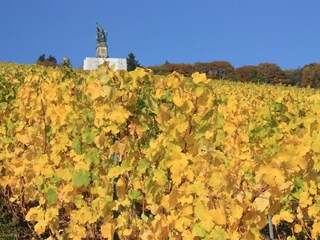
[96,22,107,44]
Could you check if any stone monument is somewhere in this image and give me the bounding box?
[83,23,127,71]
[96,23,108,58]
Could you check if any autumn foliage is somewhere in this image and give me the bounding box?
[0,62,320,239]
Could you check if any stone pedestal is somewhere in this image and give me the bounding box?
[96,43,108,58]
[83,57,127,71]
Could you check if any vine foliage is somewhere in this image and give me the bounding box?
[0,62,319,239]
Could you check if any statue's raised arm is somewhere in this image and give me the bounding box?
[96,22,107,44]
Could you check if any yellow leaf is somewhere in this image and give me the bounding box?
[209,170,225,188]
[179,194,193,205]
[101,85,112,98]
[108,166,127,178]
[108,106,130,124]
[155,88,163,99]
[105,124,119,134]
[280,211,294,223]
[45,207,58,222]
[307,205,319,218]
[210,209,226,225]
[101,222,115,240]
[299,192,313,208]
[193,87,204,97]
[153,169,168,186]
[26,206,45,222]
[205,130,214,139]
[177,120,189,133]
[34,221,47,234]
[123,228,132,236]
[77,206,94,224]
[17,133,30,145]
[175,216,193,232]
[309,180,317,195]
[200,218,214,232]
[86,81,101,100]
[254,191,271,212]
[173,95,184,107]
[181,229,193,239]
[230,204,243,220]
[294,224,302,233]
[256,166,285,187]
[161,188,179,210]
[192,72,209,84]
[273,211,294,225]
[311,221,320,239]
[68,223,87,240]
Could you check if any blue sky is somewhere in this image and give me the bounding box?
[1,0,320,69]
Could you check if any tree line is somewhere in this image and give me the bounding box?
[149,61,320,88]
[35,53,320,88]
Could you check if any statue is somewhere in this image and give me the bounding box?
[95,22,108,58]
[96,22,107,44]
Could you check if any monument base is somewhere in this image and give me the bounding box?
[83,57,127,71]
[96,42,108,58]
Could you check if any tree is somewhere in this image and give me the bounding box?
[38,54,46,62]
[256,63,288,84]
[36,54,58,67]
[236,65,258,83]
[284,68,302,86]
[194,61,236,80]
[300,63,320,88]
[127,52,141,71]
[47,55,57,65]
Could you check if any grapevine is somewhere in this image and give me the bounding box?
[0,62,319,239]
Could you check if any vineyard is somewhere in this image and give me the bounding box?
[0,62,319,239]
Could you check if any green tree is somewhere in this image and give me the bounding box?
[38,54,46,62]
[36,54,58,67]
[127,52,141,71]
[284,68,302,86]
[47,55,57,65]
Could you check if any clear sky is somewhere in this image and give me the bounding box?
[1,0,320,69]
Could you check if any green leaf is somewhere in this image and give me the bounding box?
[152,169,168,186]
[286,236,296,240]
[208,226,228,240]
[83,108,95,122]
[215,113,224,129]
[72,169,91,188]
[257,127,268,138]
[6,120,14,131]
[45,125,52,137]
[81,127,98,144]
[46,188,57,205]
[85,148,99,166]
[74,194,86,208]
[128,189,143,201]
[51,175,60,184]
[72,136,82,154]
[203,109,214,121]
[141,213,149,222]
[269,101,283,112]
[136,159,150,174]
[192,224,207,238]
